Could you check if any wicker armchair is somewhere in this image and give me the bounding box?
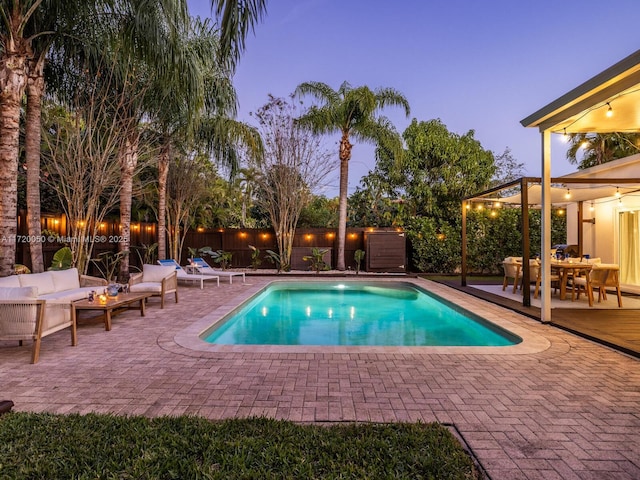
[0,299,47,363]
[129,264,178,308]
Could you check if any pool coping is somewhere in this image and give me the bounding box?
[173,277,551,355]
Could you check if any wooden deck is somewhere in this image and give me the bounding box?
[432,276,640,358]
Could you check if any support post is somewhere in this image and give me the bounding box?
[461,200,467,286]
[521,178,531,307]
[541,130,552,323]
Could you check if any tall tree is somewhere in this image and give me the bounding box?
[566,132,640,169]
[99,0,191,281]
[252,95,332,270]
[294,81,410,270]
[20,1,101,273]
[0,0,39,275]
[147,15,262,260]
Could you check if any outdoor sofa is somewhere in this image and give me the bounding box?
[0,268,107,363]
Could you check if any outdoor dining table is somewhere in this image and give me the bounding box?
[550,261,593,300]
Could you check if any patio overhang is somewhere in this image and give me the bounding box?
[520,49,640,134]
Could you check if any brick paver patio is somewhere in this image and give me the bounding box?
[1,276,638,479]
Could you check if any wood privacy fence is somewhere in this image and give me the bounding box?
[16,211,406,274]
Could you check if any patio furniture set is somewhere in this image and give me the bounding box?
[0,260,244,363]
[502,256,622,307]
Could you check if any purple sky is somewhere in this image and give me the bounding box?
[188,0,640,196]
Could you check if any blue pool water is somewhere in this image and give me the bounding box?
[201,282,521,347]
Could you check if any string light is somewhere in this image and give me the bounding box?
[590,201,595,212]
[606,102,613,117]
[561,128,569,142]
[565,188,571,199]
[615,187,621,198]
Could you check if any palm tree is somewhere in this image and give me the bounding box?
[0,0,189,276]
[208,0,267,65]
[147,16,261,260]
[0,0,47,275]
[566,132,640,169]
[294,81,410,270]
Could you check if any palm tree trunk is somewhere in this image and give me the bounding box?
[157,141,170,260]
[118,133,138,281]
[0,46,29,276]
[25,58,45,273]
[336,131,352,271]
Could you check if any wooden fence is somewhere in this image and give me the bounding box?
[16,211,405,273]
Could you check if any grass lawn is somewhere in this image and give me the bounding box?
[0,413,480,479]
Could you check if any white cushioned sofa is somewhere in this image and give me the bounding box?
[0,268,106,363]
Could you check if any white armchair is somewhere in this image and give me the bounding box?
[129,264,178,308]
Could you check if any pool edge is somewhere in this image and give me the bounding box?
[173,277,552,355]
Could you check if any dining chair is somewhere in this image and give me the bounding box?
[573,264,622,307]
[502,259,522,294]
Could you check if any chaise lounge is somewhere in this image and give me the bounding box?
[157,259,219,289]
[191,257,245,284]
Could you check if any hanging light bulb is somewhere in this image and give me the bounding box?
[565,188,571,200]
[619,197,623,206]
[615,187,621,198]
[561,128,569,142]
[590,201,595,212]
[606,102,613,117]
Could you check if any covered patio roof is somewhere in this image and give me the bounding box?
[520,49,640,134]
[463,49,640,320]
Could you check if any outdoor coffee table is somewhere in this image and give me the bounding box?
[72,292,152,331]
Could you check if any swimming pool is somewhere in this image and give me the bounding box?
[201,281,521,347]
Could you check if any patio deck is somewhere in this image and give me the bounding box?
[439,277,640,358]
[1,276,639,479]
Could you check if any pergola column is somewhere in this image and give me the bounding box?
[541,130,552,322]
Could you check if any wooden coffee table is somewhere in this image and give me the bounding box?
[72,292,152,331]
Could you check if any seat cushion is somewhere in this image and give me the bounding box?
[0,286,38,300]
[19,272,56,295]
[39,286,96,303]
[51,268,81,291]
[130,282,163,294]
[0,276,21,288]
[141,264,175,283]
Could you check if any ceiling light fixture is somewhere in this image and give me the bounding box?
[565,188,571,199]
[590,201,595,212]
[606,102,613,117]
[561,128,569,142]
[615,187,621,198]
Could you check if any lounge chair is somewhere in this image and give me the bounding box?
[191,257,245,284]
[157,259,219,289]
[129,264,178,308]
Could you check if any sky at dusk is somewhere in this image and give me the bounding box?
[188,0,640,196]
